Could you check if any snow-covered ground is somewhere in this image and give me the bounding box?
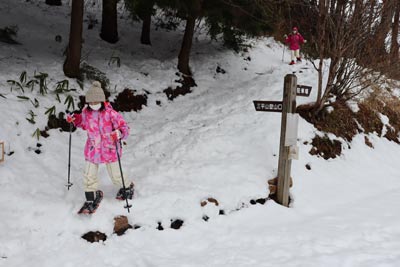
[1,1,400,266]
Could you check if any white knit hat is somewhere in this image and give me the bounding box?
[86,81,105,103]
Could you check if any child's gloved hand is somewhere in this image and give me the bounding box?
[284,34,288,39]
[110,130,121,142]
[304,40,307,43]
[66,114,75,123]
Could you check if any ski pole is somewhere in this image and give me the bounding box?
[66,123,73,190]
[115,140,132,212]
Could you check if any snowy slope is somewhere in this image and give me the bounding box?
[1,1,400,266]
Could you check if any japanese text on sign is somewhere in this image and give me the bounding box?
[253,101,283,112]
[296,85,312,96]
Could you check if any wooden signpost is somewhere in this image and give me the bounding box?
[0,141,4,163]
[253,74,312,207]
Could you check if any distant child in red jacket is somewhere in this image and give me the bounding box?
[285,27,306,65]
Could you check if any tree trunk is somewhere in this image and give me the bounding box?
[374,0,395,59]
[390,1,400,62]
[352,0,363,24]
[46,0,62,6]
[315,57,339,115]
[100,0,119,44]
[368,0,377,32]
[177,0,203,76]
[177,15,197,76]
[315,0,328,105]
[316,59,323,104]
[140,12,151,45]
[63,0,84,78]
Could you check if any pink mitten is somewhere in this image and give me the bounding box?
[66,114,75,123]
[110,130,121,142]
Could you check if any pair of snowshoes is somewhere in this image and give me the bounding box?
[78,183,135,214]
[78,190,104,214]
[289,57,302,65]
[115,183,134,201]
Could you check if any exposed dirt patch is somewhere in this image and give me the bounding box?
[112,88,147,112]
[200,197,219,207]
[364,136,374,148]
[170,219,184,230]
[381,106,400,144]
[80,62,110,91]
[164,75,196,101]
[47,112,74,132]
[81,231,107,243]
[316,101,358,142]
[299,92,400,158]
[355,102,383,136]
[0,26,21,45]
[309,135,342,159]
[384,128,400,144]
[386,62,400,80]
[358,92,400,143]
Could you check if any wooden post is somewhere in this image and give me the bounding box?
[276,74,297,207]
[0,141,4,163]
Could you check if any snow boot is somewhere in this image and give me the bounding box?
[296,57,302,62]
[289,60,295,65]
[116,183,134,201]
[78,190,103,214]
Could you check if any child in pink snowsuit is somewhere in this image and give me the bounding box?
[285,27,306,65]
[66,81,133,214]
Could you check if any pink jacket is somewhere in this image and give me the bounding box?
[73,102,130,164]
[285,33,305,50]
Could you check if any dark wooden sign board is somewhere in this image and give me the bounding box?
[253,101,283,112]
[296,85,312,97]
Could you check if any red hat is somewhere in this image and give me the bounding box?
[293,27,298,31]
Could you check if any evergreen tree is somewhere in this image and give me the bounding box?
[205,0,273,51]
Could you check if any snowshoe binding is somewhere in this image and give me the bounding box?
[296,57,302,62]
[78,190,103,214]
[116,183,134,201]
[289,60,295,65]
